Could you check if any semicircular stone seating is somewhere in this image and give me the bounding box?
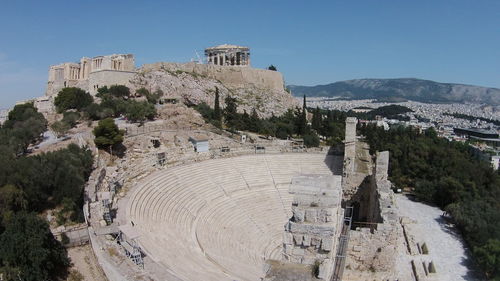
[126,153,337,281]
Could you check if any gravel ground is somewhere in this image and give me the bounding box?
[67,245,108,281]
[396,194,482,281]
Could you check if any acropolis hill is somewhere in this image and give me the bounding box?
[43,45,297,117]
[5,44,479,281]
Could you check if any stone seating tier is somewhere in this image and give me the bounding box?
[126,153,336,281]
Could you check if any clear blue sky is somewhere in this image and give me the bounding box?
[1,0,499,108]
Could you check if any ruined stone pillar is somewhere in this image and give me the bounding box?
[345,117,357,143]
[282,175,341,272]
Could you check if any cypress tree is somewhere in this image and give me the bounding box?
[224,96,239,129]
[249,108,260,132]
[298,95,308,135]
[213,87,222,128]
[311,106,322,131]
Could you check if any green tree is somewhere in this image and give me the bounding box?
[268,65,277,71]
[294,95,309,135]
[194,102,214,121]
[54,87,93,113]
[249,108,260,132]
[358,124,500,279]
[213,87,222,128]
[303,132,320,147]
[0,184,27,226]
[124,101,156,123]
[96,86,109,97]
[0,212,69,281]
[258,120,276,137]
[62,111,81,128]
[50,121,70,138]
[93,118,124,150]
[294,108,307,136]
[2,103,47,154]
[224,96,240,129]
[108,85,130,98]
[474,239,500,278]
[135,87,149,97]
[311,107,322,132]
[136,88,161,104]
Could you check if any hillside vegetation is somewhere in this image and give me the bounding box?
[288,78,500,105]
[360,124,500,280]
[0,103,94,280]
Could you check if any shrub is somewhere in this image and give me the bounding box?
[303,132,320,147]
[62,111,81,128]
[51,121,70,138]
[60,232,70,245]
[108,85,130,98]
[124,101,156,123]
[54,87,93,113]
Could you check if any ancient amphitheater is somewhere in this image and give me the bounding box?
[123,153,342,281]
[81,119,478,281]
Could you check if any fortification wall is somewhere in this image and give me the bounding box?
[87,70,136,95]
[140,62,285,92]
[46,70,136,97]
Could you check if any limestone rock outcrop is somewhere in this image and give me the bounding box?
[129,62,298,117]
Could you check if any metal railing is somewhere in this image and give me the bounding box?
[331,206,353,281]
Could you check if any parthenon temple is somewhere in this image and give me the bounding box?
[205,44,250,66]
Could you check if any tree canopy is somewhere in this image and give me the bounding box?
[54,87,93,113]
[84,85,157,122]
[0,212,69,281]
[0,102,47,154]
[193,97,346,147]
[359,124,500,279]
[0,105,93,280]
[93,118,124,150]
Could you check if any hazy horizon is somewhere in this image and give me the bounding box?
[1,0,499,108]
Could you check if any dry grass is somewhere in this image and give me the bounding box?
[107,247,119,257]
[67,269,84,281]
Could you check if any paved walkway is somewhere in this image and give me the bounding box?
[396,195,481,281]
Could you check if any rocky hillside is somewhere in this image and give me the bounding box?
[288,78,500,105]
[129,63,298,117]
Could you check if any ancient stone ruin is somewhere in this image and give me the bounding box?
[282,175,342,274]
[205,44,250,66]
[46,54,136,96]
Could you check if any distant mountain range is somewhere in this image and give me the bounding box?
[288,78,500,105]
